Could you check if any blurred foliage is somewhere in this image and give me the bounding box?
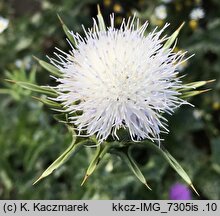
[0,0,220,199]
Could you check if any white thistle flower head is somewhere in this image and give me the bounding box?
[154,5,167,20]
[0,16,9,34]
[50,15,189,143]
[190,8,205,20]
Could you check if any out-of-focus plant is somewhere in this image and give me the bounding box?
[1,66,36,100]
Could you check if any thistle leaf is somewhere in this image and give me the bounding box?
[164,22,185,50]
[144,142,199,196]
[57,14,75,46]
[179,80,215,92]
[181,89,211,98]
[162,149,199,196]
[32,96,61,108]
[97,5,106,31]
[81,144,101,186]
[113,148,151,190]
[33,56,61,77]
[5,80,58,97]
[33,138,86,185]
[81,142,110,186]
[53,113,69,123]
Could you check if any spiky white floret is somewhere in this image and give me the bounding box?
[50,15,189,143]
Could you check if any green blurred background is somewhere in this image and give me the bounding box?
[0,0,220,199]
